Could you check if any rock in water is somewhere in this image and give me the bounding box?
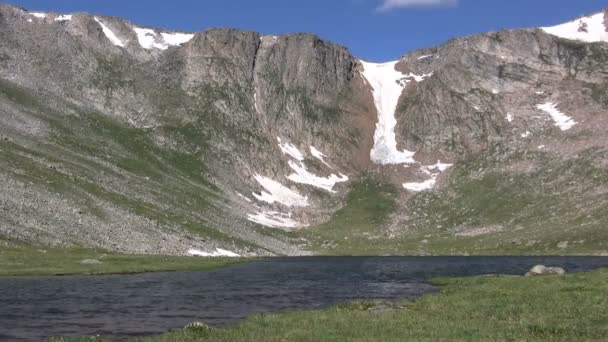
[184,321,210,330]
[525,265,566,276]
[79,259,102,265]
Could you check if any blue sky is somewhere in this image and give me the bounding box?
[8,0,608,61]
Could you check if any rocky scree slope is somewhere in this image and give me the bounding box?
[0,5,607,256]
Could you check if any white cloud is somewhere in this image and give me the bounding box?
[378,0,457,11]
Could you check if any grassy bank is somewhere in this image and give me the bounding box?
[0,247,250,276]
[120,268,608,342]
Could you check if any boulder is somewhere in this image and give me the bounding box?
[184,321,211,330]
[79,259,102,265]
[525,265,566,276]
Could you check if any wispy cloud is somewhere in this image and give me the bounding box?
[377,0,458,12]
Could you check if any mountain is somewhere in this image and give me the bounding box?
[1,4,607,256]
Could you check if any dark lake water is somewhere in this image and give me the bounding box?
[1,256,608,341]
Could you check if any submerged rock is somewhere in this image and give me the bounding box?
[525,265,566,276]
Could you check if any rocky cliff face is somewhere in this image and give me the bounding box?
[1,4,607,256]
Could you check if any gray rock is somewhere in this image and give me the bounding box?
[184,321,210,330]
[79,259,102,265]
[525,265,566,276]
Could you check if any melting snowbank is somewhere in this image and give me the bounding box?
[278,138,348,192]
[29,12,47,18]
[54,15,72,22]
[277,138,304,161]
[286,160,348,193]
[95,17,125,47]
[310,146,332,168]
[252,175,309,207]
[188,248,240,257]
[133,27,194,50]
[247,211,302,228]
[536,102,576,131]
[541,12,608,43]
[361,61,430,165]
[403,161,453,192]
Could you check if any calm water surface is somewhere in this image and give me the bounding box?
[1,256,608,341]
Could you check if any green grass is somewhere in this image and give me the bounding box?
[294,177,399,255]
[0,247,250,276]
[126,268,608,342]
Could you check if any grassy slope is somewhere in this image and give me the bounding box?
[118,269,608,342]
[293,177,400,255]
[293,147,608,256]
[0,79,259,249]
[0,247,249,276]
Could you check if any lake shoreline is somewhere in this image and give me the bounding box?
[135,267,608,342]
[0,247,254,277]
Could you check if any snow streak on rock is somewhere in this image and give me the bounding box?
[360,61,429,165]
[536,102,576,131]
[95,17,125,47]
[541,12,608,43]
[277,138,304,161]
[236,192,253,203]
[188,248,240,257]
[277,138,348,192]
[310,146,332,168]
[286,160,348,193]
[251,175,309,207]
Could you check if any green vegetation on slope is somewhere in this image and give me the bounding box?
[293,146,608,256]
[119,269,608,342]
[0,247,249,276]
[0,77,260,249]
[294,177,399,255]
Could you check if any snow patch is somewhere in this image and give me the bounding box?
[30,12,47,19]
[403,178,436,192]
[277,137,304,161]
[133,27,193,50]
[404,72,433,83]
[310,146,332,168]
[536,102,576,131]
[95,17,125,47]
[424,160,453,173]
[160,32,195,46]
[417,54,433,60]
[538,145,546,149]
[254,92,260,114]
[252,175,308,207]
[492,89,499,94]
[188,248,240,257]
[506,113,513,122]
[541,12,608,43]
[360,60,423,165]
[54,15,72,22]
[521,131,531,138]
[236,192,252,203]
[403,161,453,192]
[286,160,348,193]
[247,210,302,228]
